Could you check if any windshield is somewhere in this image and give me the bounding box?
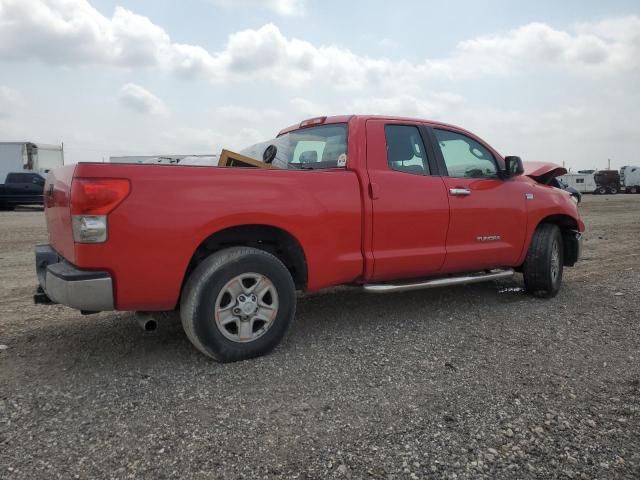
[239,124,348,170]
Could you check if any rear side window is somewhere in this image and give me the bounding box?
[286,124,347,169]
[434,129,498,179]
[385,125,430,175]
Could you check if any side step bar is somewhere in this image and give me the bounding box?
[362,268,515,294]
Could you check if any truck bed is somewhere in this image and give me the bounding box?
[45,163,365,310]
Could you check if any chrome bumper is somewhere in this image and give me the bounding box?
[34,244,114,311]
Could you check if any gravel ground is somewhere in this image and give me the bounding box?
[1,195,639,479]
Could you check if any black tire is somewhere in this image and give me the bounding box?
[608,186,618,195]
[522,224,564,298]
[630,186,638,194]
[596,186,607,195]
[180,246,296,362]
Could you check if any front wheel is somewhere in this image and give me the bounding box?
[522,224,564,298]
[180,247,296,362]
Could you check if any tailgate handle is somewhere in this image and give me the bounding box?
[449,188,471,196]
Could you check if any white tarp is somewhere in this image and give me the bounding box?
[239,137,290,169]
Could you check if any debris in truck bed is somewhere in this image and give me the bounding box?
[218,149,274,168]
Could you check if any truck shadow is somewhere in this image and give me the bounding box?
[12,277,534,374]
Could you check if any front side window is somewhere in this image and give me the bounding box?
[385,125,430,175]
[434,129,498,179]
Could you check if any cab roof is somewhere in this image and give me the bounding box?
[277,115,474,137]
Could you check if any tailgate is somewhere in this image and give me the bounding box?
[44,165,76,262]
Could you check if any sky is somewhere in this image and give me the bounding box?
[0,0,639,171]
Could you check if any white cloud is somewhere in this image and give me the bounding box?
[0,85,24,118]
[209,0,306,16]
[0,0,218,78]
[1,1,638,171]
[349,93,465,120]
[1,1,639,90]
[451,18,640,75]
[289,97,323,116]
[118,83,167,115]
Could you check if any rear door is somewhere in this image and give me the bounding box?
[427,127,527,272]
[366,120,450,281]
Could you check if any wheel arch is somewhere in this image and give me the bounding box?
[182,224,308,298]
[529,214,581,267]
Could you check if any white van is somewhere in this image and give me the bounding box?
[558,173,596,193]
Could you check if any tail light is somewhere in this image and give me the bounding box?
[70,178,130,243]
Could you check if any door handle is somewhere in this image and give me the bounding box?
[449,188,471,196]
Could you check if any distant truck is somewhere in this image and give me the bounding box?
[559,167,640,195]
[0,171,46,210]
[0,142,63,209]
[593,170,621,194]
[0,142,64,180]
[620,165,640,194]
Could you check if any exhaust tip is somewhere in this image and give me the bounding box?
[143,319,158,332]
[136,312,158,334]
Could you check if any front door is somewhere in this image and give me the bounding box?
[366,120,450,281]
[428,127,527,272]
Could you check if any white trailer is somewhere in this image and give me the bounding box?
[558,173,597,193]
[0,143,25,182]
[33,144,64,174]
[620,165,640,193]
[0,142,64,181]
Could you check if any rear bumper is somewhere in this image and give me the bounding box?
[34,244,114,311]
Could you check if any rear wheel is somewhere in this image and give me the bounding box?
[522,224,564,298]
[630,186,638,194]
[608,186,618,194]
[180,246,296,362]
[596,186,607,194]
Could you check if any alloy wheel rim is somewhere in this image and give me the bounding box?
[214,273,279,343]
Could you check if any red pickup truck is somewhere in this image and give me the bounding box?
[35,115,584,362]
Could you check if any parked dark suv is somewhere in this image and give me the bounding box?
[0,172,46,210]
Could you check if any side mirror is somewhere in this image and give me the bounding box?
[504,156,524,178]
